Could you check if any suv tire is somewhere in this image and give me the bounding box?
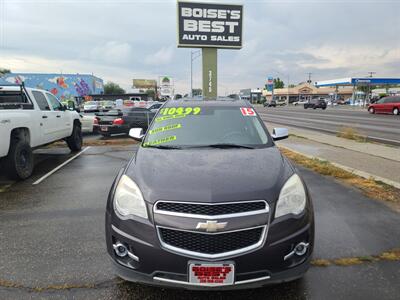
[5,139,34,180]
[66,123,83,152]
[393,107,399,115]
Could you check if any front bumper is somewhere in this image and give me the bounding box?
[106,211,314,290]
[112,255,311,291]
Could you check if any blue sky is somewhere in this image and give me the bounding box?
[0,0,399,94]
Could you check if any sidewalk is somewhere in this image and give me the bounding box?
[266,122,400,188]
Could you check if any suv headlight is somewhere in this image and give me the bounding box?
[275,174,306,218]
[114,175,148,219]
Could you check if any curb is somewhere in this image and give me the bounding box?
[279,145,400,189]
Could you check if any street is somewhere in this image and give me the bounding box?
[257,106,400,145]
[0,144,399,299]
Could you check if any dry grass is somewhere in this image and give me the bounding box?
[311,248,400,267]
[280,148,400,208]
[337,126,367,142]
[45,138,137,149]
[310,259,331,267]
[83,138,137,147]
[333,258,364,266]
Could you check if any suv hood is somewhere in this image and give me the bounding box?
[126,147,293,204]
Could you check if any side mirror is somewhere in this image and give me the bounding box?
[129,128,145,141]
[272,128,289,141]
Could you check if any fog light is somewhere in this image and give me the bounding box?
[113,242,128,257]
[284,242,309,261]
[294,242,309,256]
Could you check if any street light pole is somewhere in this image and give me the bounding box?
[190,50,201,97]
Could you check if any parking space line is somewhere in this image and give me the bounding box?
[32,147,91,185]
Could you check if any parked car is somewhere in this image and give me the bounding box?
[276,99,287,106]
[95,107,156,137]
[101,100,115,110]
[105,98,315,290]
[263,100,276,107]
[80,114,96,133]
[304,99,327,110]
[368,96,400,115]
[0,84,82,179]
[293,100,309,106]
[83,101,100,113]
[146,102,163,112]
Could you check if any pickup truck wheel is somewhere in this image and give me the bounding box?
[5,139,34,180]
[66,124,83,152]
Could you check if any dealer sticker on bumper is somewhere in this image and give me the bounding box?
[189,263,234,286]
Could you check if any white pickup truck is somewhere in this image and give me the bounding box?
[0,85,82,180]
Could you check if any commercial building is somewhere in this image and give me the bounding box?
[0,73,104,100]
[263,82,354,103]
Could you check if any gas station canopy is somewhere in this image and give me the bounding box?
[315,77,400,87]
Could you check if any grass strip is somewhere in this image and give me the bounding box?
[280,147,400,207]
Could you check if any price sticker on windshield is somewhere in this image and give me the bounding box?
[240,107,256,116]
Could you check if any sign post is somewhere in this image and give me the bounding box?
[177,1,243,99]
[202,48,218,98]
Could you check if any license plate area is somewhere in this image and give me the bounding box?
[188,262,235,286]
[100,125,108,132]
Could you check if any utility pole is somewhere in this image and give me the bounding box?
[366,72,376,106]
[190,50,201,97]
[287,75,290,105]
[307,73,312,84]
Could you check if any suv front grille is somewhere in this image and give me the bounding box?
[158,227,264,256]
[155,201,267,217]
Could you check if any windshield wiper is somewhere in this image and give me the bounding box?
[143,144,182,149]
[189,143,255,149]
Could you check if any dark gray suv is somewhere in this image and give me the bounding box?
[105,98,314,290]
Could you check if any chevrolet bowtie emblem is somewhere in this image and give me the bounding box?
[196,220,227,232]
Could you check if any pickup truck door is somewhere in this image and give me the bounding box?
[45,93,71,139]
[31,90,55,144]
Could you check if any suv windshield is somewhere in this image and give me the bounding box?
[143,105,270,148]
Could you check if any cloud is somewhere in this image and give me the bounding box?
[1,0,399,94]
[144,45,175,65]
[89,41,132,65]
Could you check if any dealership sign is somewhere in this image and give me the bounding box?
[177,1,243,49]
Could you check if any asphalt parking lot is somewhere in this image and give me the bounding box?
[0,144,399,299]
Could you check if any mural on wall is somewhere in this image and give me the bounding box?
[0,73,104,100]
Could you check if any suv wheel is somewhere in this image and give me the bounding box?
[5,139,34,180]
[66,123,83,152]
[393,107,399,115]
[368,107,375,114]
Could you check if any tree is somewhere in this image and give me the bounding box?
[192,88,202,96]
[145,89,156,100]
[273,78,285,89]
[0,68,11,76]
[104,82,125,95]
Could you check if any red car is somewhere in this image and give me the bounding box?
[368,96,400,115]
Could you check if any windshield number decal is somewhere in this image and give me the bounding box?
[149,123,182,135]
[240,107,256,116]
[143,135,177,147]
[159,107,201,116]
[155,114,187,123]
